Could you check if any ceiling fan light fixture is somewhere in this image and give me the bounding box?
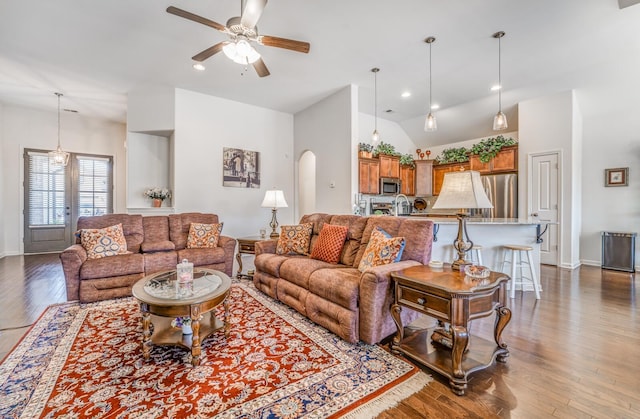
[492,31,508,131]
[48,92,70,167]
[424,36,437,132]
[223,39,261,64]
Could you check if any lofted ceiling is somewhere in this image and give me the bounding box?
[1,0,639,147]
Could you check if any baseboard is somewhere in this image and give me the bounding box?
[0,251,20,259]
[581,259,601,267]
[560,261,581,270]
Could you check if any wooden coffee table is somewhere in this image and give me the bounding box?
[390,265,511,395]
[132,268,232,366]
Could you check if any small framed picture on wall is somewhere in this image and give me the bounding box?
[604,167,628,187]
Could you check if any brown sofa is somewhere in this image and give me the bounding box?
[60,213,236,303]
[253,213,434,344]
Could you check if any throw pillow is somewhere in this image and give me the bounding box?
[357,227,406,272]
[310,224,349,264]
[276,223,313,255]
[186,222,224,248]
[80,223,128,260]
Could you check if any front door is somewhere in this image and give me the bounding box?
[530,152,559,265]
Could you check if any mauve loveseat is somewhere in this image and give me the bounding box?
[253,213,434,344]
[60,213,236,303]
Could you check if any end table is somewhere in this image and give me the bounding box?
[236,236,270,279]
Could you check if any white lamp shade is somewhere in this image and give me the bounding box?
[432,171,493,210]
[261,190,288,208]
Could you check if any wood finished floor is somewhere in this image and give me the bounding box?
[0,254,638,418]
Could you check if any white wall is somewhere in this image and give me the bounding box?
[127,133,172,208]
[358,113,418,156]
[0,103,126,255]
[0,103,5,257]
[519,91,579,269]
[173,89,294,239]
[294,85,355,218]
[127,85,175,134]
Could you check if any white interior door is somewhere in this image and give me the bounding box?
[530,152,559,265]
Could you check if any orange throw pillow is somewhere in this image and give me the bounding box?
[310,224,349,264]
[80,223,128,260]
[276,223,313,255]
[186,223,223,248]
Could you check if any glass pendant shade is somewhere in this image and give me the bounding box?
[48,92,70,167]
[425,112,437,132]
[493,111,508,130]
[223,40,260,64]
[372,129,380,144]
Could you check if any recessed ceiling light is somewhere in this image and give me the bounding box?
[193,62,206,71]
[491,84,501,91]
[401,91,411,98]
[431,104,440,110]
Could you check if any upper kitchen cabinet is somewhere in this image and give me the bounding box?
[379,154,400,178]
[400,164,416,196]
[469,145,518,174]
[414,159,433,196]
[432,162,470,195]
[359,158,379,195]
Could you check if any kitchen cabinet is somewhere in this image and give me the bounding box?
[400,165,415,196]
[432,162,470,195]
[469,145,518,174]
[379,154,400,178]
[414,159,433,196]
[358,158,379,194]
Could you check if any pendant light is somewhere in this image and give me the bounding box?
[371,67,380,144]
[48,92,70,166]
[492,31,508,131]
[424,37,437,132]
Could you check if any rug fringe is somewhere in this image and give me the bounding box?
[339,371,432,419]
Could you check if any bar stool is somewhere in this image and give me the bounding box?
[500,244,541,299]
[467,244,484,266]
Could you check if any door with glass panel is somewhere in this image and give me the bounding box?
[24,150,113,253]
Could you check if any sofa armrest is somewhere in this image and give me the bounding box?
[358,260,422,344]
[60,244,88,301]
[255,239,277,256]
[217,235,237,277]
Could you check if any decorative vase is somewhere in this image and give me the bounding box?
[152,199,162,208]
[358,151,372,159]
[182,324,193,335]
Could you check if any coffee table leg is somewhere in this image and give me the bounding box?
[140,303,152,361]
[191,306,202,366]
[224,297,231,338]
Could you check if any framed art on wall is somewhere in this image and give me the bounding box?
[604,167,628,187]
[223,148,260,188]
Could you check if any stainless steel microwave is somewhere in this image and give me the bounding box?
[380,177,401,195]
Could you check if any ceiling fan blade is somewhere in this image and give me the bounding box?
[192,42,227,62]
[253,58,271,77]
[166,6,227,32]
[258,35,310,53]
[241,0,268,29]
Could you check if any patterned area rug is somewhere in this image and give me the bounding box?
[0,280,430,418]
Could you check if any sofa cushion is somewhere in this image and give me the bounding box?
[141,240,175,253]
[187,222,223,248]
[80,224,128,260]
[276,223,313,255]
[254,253,294,278]
[176,247,227,266]
[308,267,361,311]
[357,227,405,272]
[169,213,220,250]
[279,257,343,289]
[80,253,145,280]
[310,224,349,264]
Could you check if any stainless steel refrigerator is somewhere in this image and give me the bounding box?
[472,173,518,218]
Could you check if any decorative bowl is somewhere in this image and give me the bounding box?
[464,265,490,279]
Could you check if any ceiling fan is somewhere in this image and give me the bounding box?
[167,0,310,77]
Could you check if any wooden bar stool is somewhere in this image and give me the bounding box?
[500,244,541,299]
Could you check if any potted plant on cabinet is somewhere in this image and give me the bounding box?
[469,135,518,163]
[358,142,374,158]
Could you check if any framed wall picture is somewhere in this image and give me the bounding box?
[223,148,260,188]
[604,167,628,187]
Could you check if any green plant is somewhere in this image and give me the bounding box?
[358,142,373,153]
[399,153,415,168]
[373,141,399,156]
[469,135,518,163]
[435,147,470,164]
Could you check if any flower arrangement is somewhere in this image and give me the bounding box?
[171,316,192,328]
[144,187,172,201]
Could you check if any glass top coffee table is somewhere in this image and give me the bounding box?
[132,268,232,366]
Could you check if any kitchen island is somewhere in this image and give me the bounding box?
[408,216,545,290]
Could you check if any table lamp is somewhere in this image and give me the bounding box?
[432,171,493,270]
[261,189,288,238]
